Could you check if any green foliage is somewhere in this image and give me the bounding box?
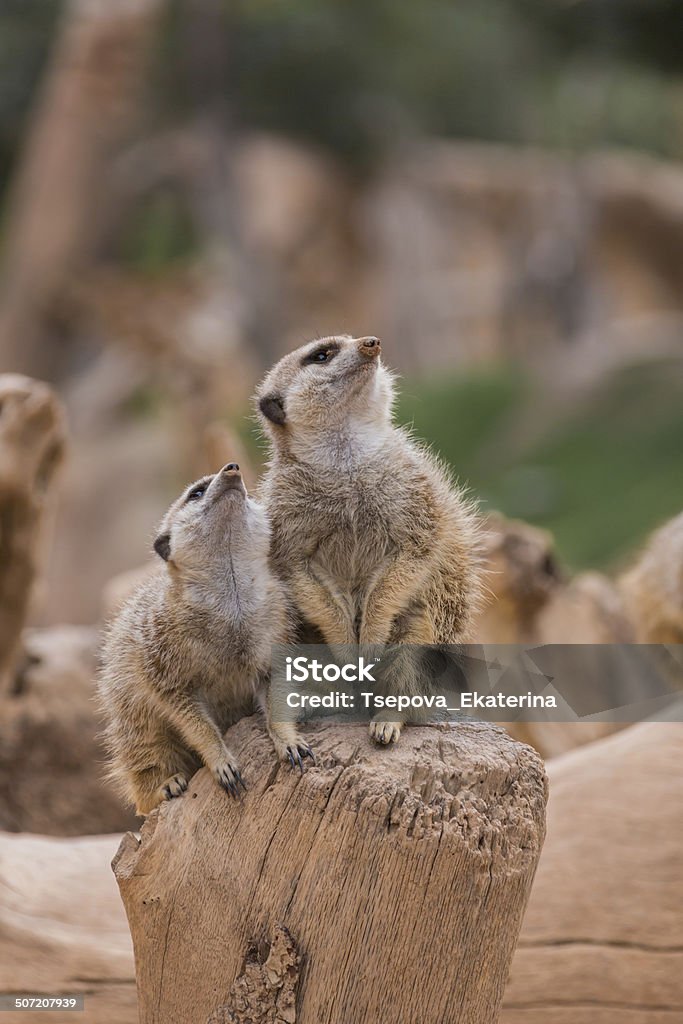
[218,0,683,165]
[116,189,199,274]
[0,0,61,195]
[396,358,683,572]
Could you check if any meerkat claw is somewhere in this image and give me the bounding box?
[215,763,243,800]
[161,773,188,801]
[286,744,313,774]
[369,720,402,745]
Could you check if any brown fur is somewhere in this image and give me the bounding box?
[256,335,483,743]
[476,512,561,643]
[98,466,306,815]
[620,511,683,643]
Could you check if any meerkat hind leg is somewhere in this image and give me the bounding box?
[367,605,436,747]
[131,765,190,816]
[268,718,315,773]
[258,690,315,773]
[161,772,189,801]
[369,719,403,745]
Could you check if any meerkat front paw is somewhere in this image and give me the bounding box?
[369,719,402,745]
[283,740,316,774]
[160,772,189,802]
[267,722,315,773]
[213,758,246,800]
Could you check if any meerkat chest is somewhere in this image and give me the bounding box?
[297,473,413,580]
[192,601,273,698]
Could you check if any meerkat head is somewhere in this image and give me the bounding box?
[153,464,270,577]
[482,512,561,613]
[256,335,395,450]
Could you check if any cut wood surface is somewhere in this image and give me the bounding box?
[0,832,135,1024]
[502,719,683,1024]
[114,717,547,1024]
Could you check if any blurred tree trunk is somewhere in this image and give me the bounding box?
[0,0,166,380]
[0,376,65,694]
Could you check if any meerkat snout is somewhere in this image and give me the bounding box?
[218,463,245,490]
[358,336,381,357]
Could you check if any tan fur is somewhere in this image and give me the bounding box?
[476,512,561,643]
[98,466,306,816]
[620,511,683,643]
[255,335,483,743]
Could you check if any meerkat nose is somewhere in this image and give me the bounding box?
[223,463,240,473]
[358,336,381,357]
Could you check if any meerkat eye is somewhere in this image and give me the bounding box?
[303,345,338,366]
[186,484,207,502]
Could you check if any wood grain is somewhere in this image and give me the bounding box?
[114,716,547,1024]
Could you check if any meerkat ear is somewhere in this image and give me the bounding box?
[153,532,171,562]
[259,394,286,426]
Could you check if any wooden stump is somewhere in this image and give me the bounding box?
[114,717,547,1024]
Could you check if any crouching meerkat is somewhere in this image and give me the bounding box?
[98,464,312,816]
[256,335,483,744]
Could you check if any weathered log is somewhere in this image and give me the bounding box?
[114,717,547,1024]
[0,831,135,1024]
[0,375,66,693]
[502,719,683,1023]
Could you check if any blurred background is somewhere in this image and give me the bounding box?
[1,7,683,1022]
[1,0,683,625]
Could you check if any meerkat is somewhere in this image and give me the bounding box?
[98,464,312,816]
[255,335,483,745]
[619,511,683,644]
[475,511,561,643]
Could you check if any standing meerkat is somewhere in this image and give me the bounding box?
[256,335,483,744]
[99,464,312,816]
